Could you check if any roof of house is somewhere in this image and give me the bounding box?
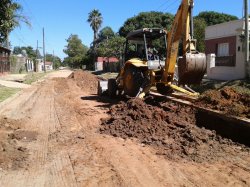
[45,61,53,65]
[97,57,119,63]
[0,46,11,52]
[205,19,247,40]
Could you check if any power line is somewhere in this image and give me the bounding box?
[20,0,43,30]
[162,0,180,13]
[155,0,175,11]
[164,2,181,14]
[12,31,29,46]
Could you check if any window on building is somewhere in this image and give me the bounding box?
[215,42,235,66]
[217,43,229,57]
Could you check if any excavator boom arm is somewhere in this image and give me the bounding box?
[163,0,196,83]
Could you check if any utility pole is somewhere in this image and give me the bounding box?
[245,0,249,78]
[35,40,39,72]
[43,27,46,73]
[53,50,55,70]
[36,40,39,59]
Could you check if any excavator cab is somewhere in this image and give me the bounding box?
[123,28,167,70]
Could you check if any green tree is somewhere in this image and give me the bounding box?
[63,34,88,68]
[97,26,115,43]
[193,18,207,52]
[87,9,103,42]
[0,0,30,46]
[97,35,126,59]
[119,11,174,37]
[13,46,37,59]
[196,11,238,26]
[13,46,22,54]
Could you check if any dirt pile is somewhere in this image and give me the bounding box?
[197,87,250,118]
[68,70,98,94]
[0,117,29,170]
[100,97,250,162]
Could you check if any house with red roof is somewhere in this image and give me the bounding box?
[37,59,53,72]
[95,56,119,72]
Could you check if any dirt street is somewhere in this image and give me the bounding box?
[0,70,250,187]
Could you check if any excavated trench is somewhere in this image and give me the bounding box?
[69,70,250,162]
[100,95,250,162]
[196,109,250,146]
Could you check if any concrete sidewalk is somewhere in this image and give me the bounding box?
[0,79,30,88]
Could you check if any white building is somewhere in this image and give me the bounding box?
[26,58,34,72]
[36,59,53,72]
[36,59,44,72]
[12,54,34,73]
[205,19,249,80]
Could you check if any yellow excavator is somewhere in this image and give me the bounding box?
[98,0,206,98]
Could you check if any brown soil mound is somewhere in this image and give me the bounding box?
[197,87,250,118]
[0,117,29,170]
[100,97,250,162]
[68,70,98,94]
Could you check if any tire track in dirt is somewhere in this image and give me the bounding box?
[1,70,250,187]
[0,71,78,187]
[52,78,125,186]
[59,77,191,186]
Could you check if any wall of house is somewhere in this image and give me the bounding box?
[205,19,247,80]
[26,59,34,72]
[45,65,53,71]
[0,48,10,75]
[205,36,236,56]
[95,62,103,71]
[103,61,120,72]
[10,55,26,73]
[36,59,44,72]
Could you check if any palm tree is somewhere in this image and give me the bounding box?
[87,9,103,43]
[0,0,30,48]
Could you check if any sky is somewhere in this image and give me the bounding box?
[10,0,246,59]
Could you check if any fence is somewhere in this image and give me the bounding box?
[0,47,11,75]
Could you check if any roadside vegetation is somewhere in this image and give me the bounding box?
[23,72,46,84]
[0,86,20,102]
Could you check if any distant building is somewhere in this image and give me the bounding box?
[45,61,53,71]
[36,59,43,72]
[0,46,11,75]
[95,57,119,72]
[26,58,34,72]
[36,59,53,72]
[205,19,249,80]
[11,53,34,73]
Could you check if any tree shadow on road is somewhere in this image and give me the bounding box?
[80,94,120,108]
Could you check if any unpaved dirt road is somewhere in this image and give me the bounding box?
[0,70,249,187]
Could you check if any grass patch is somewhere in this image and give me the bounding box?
[0,86,20,102]
[23,72,46,84]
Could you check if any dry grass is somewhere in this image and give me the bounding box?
[23,72,46,84]
[0,86,20,102]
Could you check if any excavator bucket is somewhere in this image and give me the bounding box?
[178,52,206,85]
